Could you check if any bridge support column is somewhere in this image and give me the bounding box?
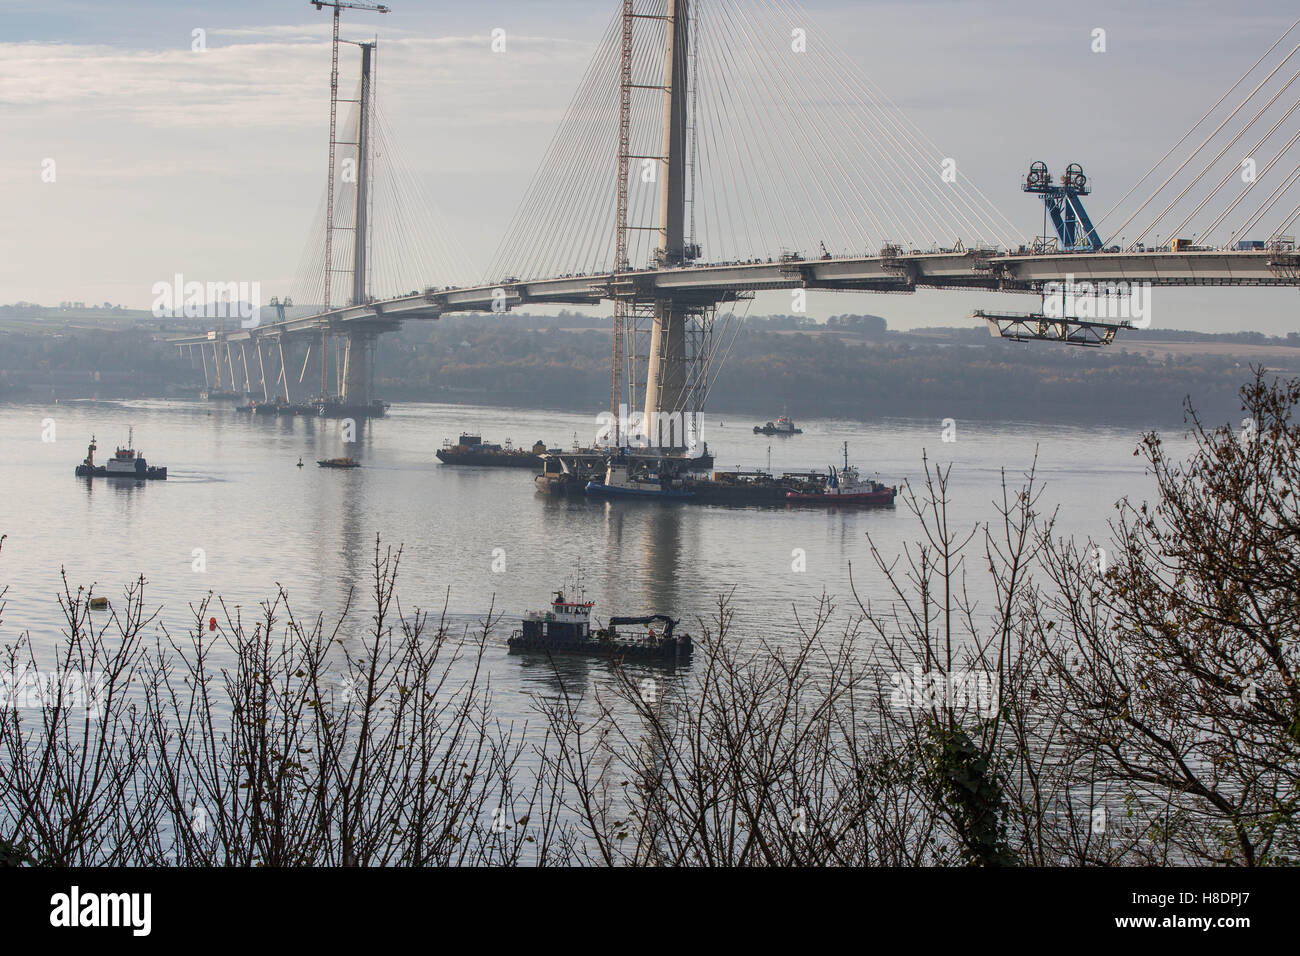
[341,330,377,407]
[641,0,692,453]
[643,300,689,450]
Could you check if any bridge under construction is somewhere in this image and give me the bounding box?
[172,1,1300,441]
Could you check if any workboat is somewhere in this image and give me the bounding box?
[507,591,691,661]
[586,459,694,499]
[785,443,895,507]
[754,415,802,436]
[74,430,167,480]
[317,457,361,469]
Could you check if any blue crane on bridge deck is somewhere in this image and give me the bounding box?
[978,161,1130,347]
[1024,161,1104,253]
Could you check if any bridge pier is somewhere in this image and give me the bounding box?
[340,330,377,407]
[641,0,694,453]
[643,301,690,448]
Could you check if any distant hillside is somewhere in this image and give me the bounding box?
[2,308,1295,425]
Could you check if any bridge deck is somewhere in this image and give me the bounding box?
[170,248,1299,346]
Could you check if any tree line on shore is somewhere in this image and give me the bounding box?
[2,314,1294,424]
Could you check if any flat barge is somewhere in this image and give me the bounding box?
[537,443,896,509]
[437,434,547,468]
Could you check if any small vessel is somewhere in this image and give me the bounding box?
[317,457,360,469]
[535,455,588,495]
[74,430,167,480]
[754,415,802,436]
[437,434,547,469]
[785,443,895,507]
[585,459,694,499]
[508,591,691,661]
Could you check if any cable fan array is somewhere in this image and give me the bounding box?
[291,50,477,312]
[486,0,1021,284]
[1098,16,1300,251]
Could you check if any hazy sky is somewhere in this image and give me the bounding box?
[2,0,1297,332]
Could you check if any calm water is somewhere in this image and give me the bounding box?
[0,398,1184,714]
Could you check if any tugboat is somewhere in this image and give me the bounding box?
[508,591,691,661]
[785,443,895,507]
[754,415,802,436]
[74,429,168,480]
[317,457,361,469]
[585,458,694,499]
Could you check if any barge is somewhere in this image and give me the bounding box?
[438,434,547,468]
[586,459,694,499]
[535,445,715,495]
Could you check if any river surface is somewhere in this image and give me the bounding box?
[0,399,1188,721]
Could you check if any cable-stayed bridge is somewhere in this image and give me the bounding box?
[173,1,1300,446]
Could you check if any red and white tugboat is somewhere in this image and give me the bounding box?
[785,442,894,507]
[74,429,168,480]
